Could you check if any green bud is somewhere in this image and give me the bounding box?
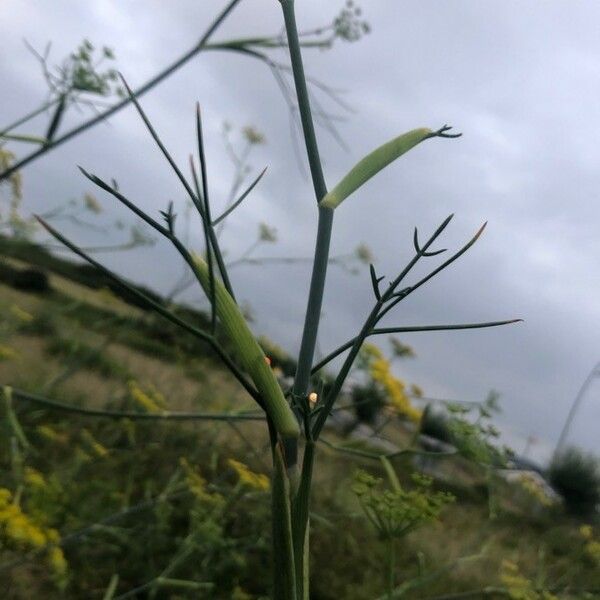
[192,254,299,440]
[320,127,432,209]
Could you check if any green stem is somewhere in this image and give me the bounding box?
[282,0,333,414]
[280,1,327,201]
[292,440,315,599]
[272,442,297,600]
[0,97,60,137]
[8,387,265,421]
[292,206,334,400]
[280,2,333,596]
[387,538,396,600]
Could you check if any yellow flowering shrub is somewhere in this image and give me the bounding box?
[180,457,212,501]
[579,525,600,565]
[517,473,554,508]
[500,559,557,600]
[24,466,46,488]
[0,488,67,586]
[9,304,34,323]
[361,343,421,422]
[0,343,19,361]
[80,428,109,458]
[127,380,167,413]
[36,424,70,446]
[228,459,270,491]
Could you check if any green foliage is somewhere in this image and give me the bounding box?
[549,447,600,516]
[352,470,454,540]
[445,392,508,466]
[66,40,122,97]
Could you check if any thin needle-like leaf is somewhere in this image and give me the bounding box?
[311,319,522,374]
[35,216,262,405]
[212,166,268,226]
[377,222,488,322]
[10,387,265,421]
[190,155,216,334]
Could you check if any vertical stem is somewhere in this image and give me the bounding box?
[292,440,315,599]
[387,538,396,599]
[279,2,332,598]
[292,206,334,398]
[280,0,328,201]
[281,0,333,409]
[272,441,297,600]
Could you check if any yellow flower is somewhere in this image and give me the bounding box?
[179,457,209,499]
[228,459,270,491]
[36,425,69,446]
[9,304,34,323]
[518,474,553,507]
[580,524,593,540]
[128,380,166,414]
[368,353,422,423]
[585,540,600,565]
[80,429,109,458]
[0,344,19,361]
[499,559,558,600]
[48,545,68,577]
[24,467,46,488]
[0,488,68,583]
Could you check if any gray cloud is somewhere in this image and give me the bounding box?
[2,0,600,464]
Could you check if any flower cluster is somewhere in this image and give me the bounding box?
[228,459,270,492]
[361,343,421,422]
[0,488,67,586]
[352,470,453,540]
[80,428,109,458]
[0,343,18,361]
[333,1,370,42]
[517,473,554,508]
[179,457,217,502]
[128,380,167,414]
[579,525,600,565]
[36,424,69,446]
[242,126,266,145]
[499,559,557,600]
[9,304,34,323]
[445,394,508,466]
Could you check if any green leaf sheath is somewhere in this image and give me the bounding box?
[192,254,300,440]
[319,127,432,209]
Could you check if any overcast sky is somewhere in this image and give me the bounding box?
[2,1,600,464]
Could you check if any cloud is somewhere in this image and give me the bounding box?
[2,0,600,464]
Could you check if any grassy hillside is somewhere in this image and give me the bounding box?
[1,249,599,599]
